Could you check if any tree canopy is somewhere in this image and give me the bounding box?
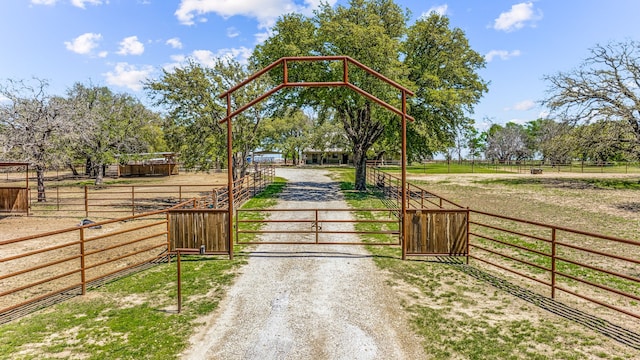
[542,40,640,145]
[252,0,488,189]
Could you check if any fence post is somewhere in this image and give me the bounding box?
[56,187,60,211]
[84,185,88,218]
[551,228,556,299]
[131,186,135,216]
[234,208,239,246]
[315,209,319,244]
[177,250,182,313]
[166,212,171,263]
[80,227,86,295]
[466,208,470,265]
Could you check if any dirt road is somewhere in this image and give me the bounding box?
[182,168,425,359]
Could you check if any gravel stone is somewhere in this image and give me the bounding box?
[183,168,426,359]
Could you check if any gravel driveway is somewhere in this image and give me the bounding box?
[183,168,425,359]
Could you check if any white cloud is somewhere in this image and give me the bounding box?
[493,2,542,32]
[64,32,102,55]
[505,100,535,112]
[117,36,145,56]
[31,0,58,5]
[191,50,217,67]
[103,62,154,91]
[191,47,252,66]
[513,100,535,111]
[175,0,337,28]
[421,4,448,18]
[539,110,550,118]
[485,49,521,62]
[163,54,187,72]
[227,27,240,38]
[215,47,252,64]
[255,31,271,44]
[71,0,103,9]
[166,37,183,49]
[98,50,108,58]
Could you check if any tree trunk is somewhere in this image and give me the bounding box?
[85,157,92,176]
[68,163,79,176]
[94,164,104,186]
[353,145,367,191]
[36,165,46,202]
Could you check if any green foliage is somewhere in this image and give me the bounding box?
[146,58,269,178]
[65,82,164,185]
[253,0,487,189]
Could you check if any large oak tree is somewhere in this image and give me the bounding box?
[252,0,487,190]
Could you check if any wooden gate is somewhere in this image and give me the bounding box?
[0,188,29,214]
[168,209,230,254]
[404,209,469,256]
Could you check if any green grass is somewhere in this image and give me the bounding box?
[476,177,640,190]
[0,257,237,360]
[376,163,512,174]
[329,167,636,359]
[0,178,287,360]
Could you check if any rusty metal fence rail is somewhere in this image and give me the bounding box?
[235,208,400,245]
[0,209,172,323]
[367,166,463,210]
[370,166,640,328]
[0,167,275,323]
[469,209,640,322]
[26,166,275,217]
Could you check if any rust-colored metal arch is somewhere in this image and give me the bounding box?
[219,56,413,260]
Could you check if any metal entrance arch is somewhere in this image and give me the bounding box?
[219,56,413,259]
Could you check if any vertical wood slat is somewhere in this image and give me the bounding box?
[168,210,229,253]
[405,209,468,255]
[0,188,29,213]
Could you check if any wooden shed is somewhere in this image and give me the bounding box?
[118,152,179,177]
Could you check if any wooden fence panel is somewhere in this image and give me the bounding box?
[0,188,29,214]
[405,209,468,255]
[168,210,229,253]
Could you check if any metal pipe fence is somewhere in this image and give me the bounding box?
[0,209,171,322]
[25,166,275,216]
[235,208,400,246]
[369,166,640,327]
[0,167,275,323]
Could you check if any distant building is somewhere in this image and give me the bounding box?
[304,148,352,165]
[117,152,179,177]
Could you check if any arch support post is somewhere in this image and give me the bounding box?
[226,94,234,260]
[401,90,408,261]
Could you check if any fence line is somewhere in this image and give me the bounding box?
[0,167,274,323]
[367,166,640,328]
[24,166,275,217]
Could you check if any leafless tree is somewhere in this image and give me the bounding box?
[542,40,640,145]
[0,78,71,201]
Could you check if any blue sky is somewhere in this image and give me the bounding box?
[2,0,640,130]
